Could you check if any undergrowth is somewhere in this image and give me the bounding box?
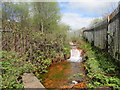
[1,51,33,88]
[1,43,70,88]
[80,41,120,89]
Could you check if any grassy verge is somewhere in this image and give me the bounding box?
[79,40,120,89]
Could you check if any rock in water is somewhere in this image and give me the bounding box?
[72,80,78,84]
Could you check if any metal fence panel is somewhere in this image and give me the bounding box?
[82,3,120,59]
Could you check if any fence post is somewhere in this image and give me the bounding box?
[106,20,109,52]
[118,1,120,59]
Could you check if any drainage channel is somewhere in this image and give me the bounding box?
[40,42,86,88]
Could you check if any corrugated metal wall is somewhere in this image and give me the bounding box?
[108,14,120,59]
[83,3,120,59]
[93,20,108,49]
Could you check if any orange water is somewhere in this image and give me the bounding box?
[41,60,84,88]
[41,42,84,88]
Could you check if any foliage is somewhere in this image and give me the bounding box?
[2,2,70,88]
[1,51,32,88]
[63,43,70,59]
[81,42,120,89]
[89,18,102,26]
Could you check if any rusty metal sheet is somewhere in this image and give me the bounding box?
[108,9,118,22]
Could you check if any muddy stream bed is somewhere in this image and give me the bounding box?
[40,43,86,88]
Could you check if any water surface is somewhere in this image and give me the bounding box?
[41,42,84,88]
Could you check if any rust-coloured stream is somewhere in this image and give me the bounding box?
[41,61,86,88]
[41,42,86,88]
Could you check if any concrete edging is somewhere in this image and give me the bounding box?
[22,73,45,88]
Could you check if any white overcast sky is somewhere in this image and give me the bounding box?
[2,0,120,31]
[57,0,120,31]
